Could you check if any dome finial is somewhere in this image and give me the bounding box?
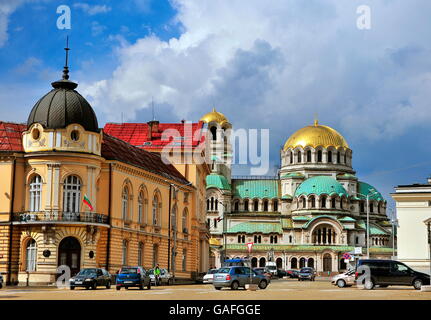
[314,113,319,126]
[62,36,70,80]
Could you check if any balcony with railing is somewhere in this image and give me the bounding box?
[13,211,109,225]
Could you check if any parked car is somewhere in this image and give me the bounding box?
[331,269,356,288]
[203,269,219,284]
[213,266,270,290]
[0,273,3,289]
[148,268,173,285]
[116,266,151,290]
[356,259,430,290]
[286,269,299,278]
[253,267,272,279]
[265,262,277,276]
[223,258,251,267]
[69,268,111,290]
[298,267,316,281]
[277,269,287,278]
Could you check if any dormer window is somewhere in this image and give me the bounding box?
[32,128,40,140]
[71,130,80,141]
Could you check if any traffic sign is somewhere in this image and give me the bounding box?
[246,242,254,253]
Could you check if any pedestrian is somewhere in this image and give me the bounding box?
[154,263,161,286]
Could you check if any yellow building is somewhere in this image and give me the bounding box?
[0,58,203,285]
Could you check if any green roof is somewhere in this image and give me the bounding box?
[294,176,348,198]
[281,172,304,179]
[281,194,293,200]
[225,244,355,252]
[227,222,282,234]
[357,181,384,201]
[302,215,340,228]
[206,174,231,190]
[292,215,311,221]
[232,179,279,199]
[356,221,389,235]
[338,216,356,222]
[337,173,358,180]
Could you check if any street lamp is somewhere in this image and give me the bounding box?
[218,200,228,265]
[388,207,398,259]
[424,218,431,278]
[352,189,379,258]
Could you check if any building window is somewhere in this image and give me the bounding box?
[312,225,336,245]
[317,150,322,162]
[289,151,293,164]
[238,235,245,243]
[307,150,311,162]
[253,235,262,243]
[302,197,306,208]
[273,200,278,212]
[291,257,297,269]
[210,126,217,141]
[234,201,239,212]
[355,236,359,245]
[26,239,37,272]
[360,201,365,213]
[263,200,268,212]
[369,202,374,213]
[206,199,210,211]
[153,244,158,266]
[297,152,302,163]
[138,242,144,266]
[122,240,128,266]
[213,218,218,229]
[182,208,188,234]
[344,154,347,164]
[244,200,249,211]
[253,200,259,211]
[321,196,327,208]
[152,194,160,226]
[289,235,293,243]
[311,196,316,208]
[63,175,81,213]
[270,235,278,244]
[138,191,145,224]
[29,175,42,212]
[328,151,332,163]
[337,152,340,164]
[122,187,129,221]
[331,198,336,209]
[182,249,187,271]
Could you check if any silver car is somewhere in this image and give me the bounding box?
[213,266,270,290]
[331,269,356,288]
[0,273,3,289]
[148,268,173,285]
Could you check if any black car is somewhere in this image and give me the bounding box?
[286,269,299,278]
[70,268,112,290]
[276,269,287,278]
[298,267,316,281]
[356,259,430,290]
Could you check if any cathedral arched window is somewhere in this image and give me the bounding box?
[253,200,259,211]
[244,200,249,211]
[263,200,269,212]
[317,150,322,162]
[234,201,239,212]
[321,196,327,208]
[337,152,340,164]
[328,151,332,163]
[344,154,347,164]
[273,200,278,212]
[310,196,316,208]
[297,152,302,163]
[312,225,336,245]
[331,198,336,209]
[29,175,42,212]
[360,201,365,213]
[369,202,374,213]
[210,126,217,141]
[289,151,293,164]
[307,150,311,162]
[302,197,306,209]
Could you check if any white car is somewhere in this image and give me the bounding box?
[331,269,356,288]
[148,268,173,285]
[203,269,219,284]
[0,273,3,289]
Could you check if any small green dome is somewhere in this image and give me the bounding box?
[358,182,384,201]
[281,172,305,179]
[206,174,231,190]
[294,176,348,197]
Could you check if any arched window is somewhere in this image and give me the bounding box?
[138,242,144,266]
[360,201,365,213]
[210,126,217,141]
[336,152,340,164]
[251,257,258,268]
[307,258,314,268]
[340,198,344,209]
[311,196,316,208]
[182,208,188,233]
[328,151,332,163]
[289,235,293,243]
[263,200,268,212]
[321,196,327,208]
[215,199,218,211]
[297,151,302,163]
[259,257,266,267]
[253,200,259,211]
[299,257,306,268]
[26,239,37,272]
[63,175,81,214]
[289,151,293,164]
[122,187,129,221]
[312,225,336,245]
[29,175,42,212]
[377,203,381,214]
[182,249,187,271]
[291,257,298,269]
[317,150,322,162]
[302,197,306,209]
[344,154,347,164]
[171,205,177,231]
[153,244,159,266]
[369,202,374,213]
[234,201,239,212]
[122,240,128,266]
[273,200,278,212]
[331,198,336,209]
[244,200,249,211]
[206,199,210,211]
[307,150,312,162]
[152,193,161,226]
[138,191,145,224]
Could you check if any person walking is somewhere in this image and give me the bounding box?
[154,264,161,286]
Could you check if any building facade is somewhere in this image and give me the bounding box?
[204,112,394,274]
[391,178,431,273]
[0,60,203,285]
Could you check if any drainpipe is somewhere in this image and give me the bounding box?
[7,158,17,285]
[167,184,172,272]
[106,163,112,273]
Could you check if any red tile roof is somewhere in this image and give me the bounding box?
[101,133,189,185]
[103,121,206,149]
[0,122,26,152]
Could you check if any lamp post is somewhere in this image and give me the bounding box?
[352,189,379,258]
[388,207,398,259]
[218,201,228,265]
[424,218,431,277]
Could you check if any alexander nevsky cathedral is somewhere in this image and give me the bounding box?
[202,109,394,274]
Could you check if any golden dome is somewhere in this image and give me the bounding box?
[200,108,229,126]
[283,120,349,150]
[209,237,221,246]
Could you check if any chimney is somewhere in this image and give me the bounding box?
[147,120,159,140]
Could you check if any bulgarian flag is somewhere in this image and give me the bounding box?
[83,194,94,211]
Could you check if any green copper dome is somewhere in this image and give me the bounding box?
[294,176,348,197]
[357,182,384,201]
[206,174,231,190]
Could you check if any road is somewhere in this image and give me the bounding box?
[0,279,430,300]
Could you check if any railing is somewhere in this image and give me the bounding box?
[13,211,109,224]
[231,175,278,180]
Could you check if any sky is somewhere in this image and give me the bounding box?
[1,0,431,210]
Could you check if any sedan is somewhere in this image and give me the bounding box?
[331,270,356,288]
[213,266,270,290]
[70,268,111,290]
[286,270,299,278]
[203,269,219,284]
[116,266,151,290]
[298,267,316,281]
[148,268,173,285]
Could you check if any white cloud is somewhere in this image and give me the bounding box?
[73,3,111,15]
[0,0,24,47]
[81,0,431,144]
